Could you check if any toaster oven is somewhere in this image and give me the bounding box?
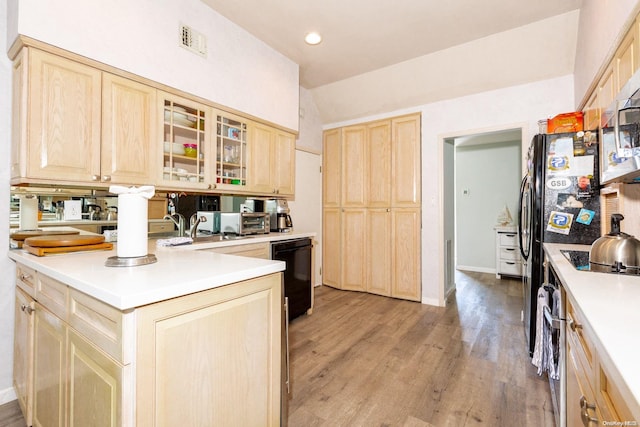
[220,212,270,235]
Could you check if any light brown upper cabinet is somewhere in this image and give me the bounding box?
[392,115,421,207]
[341,125,368,207]
[248,121,295,196]
[11,48,156,187]
[11,41,297,196]
[323,128,342,208]
[614,25,637,94]
[102,73,157,185]
[367,120,392,207]
[158,91,213,191]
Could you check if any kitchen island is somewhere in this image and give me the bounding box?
[544,243,640,423]
[9,242,286,426]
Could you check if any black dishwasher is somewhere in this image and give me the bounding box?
[272,238,312,321]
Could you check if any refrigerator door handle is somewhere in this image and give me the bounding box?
[518,175,531,261]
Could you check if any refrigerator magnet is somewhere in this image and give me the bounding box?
[547,211,574,235]
[576,209,595,226]
[548,155,570,172]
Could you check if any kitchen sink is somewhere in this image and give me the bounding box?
[192,234,250,243]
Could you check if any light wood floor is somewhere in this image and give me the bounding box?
[0,399,24,427]
[0,270,554,427]
[286,270,555,426]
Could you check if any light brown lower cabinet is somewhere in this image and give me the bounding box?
[342,208,367,292]
[323,207,421,302]
[322,208,342,288]
[367,209,392,296]
[565,294,636,425]
[201,241,270,259]
[14,263,283,426]
[13,287,34,427]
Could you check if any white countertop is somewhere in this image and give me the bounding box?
[8,235,325,312]
[169,230,316,251]
[544,243,640,419]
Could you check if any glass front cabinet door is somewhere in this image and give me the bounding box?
[215,112,248,191]
[159,92,213,189]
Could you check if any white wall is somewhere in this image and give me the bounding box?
[421,76,575,305]
[455,141,521,273]
[1,0,18,405]
[574,0,640,106]
[8,0,299,130]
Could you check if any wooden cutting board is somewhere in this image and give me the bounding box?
[10,230,81,248]
[23,234,105,247]
[22,234,112,256]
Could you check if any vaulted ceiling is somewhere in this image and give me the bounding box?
[201,0,583,89]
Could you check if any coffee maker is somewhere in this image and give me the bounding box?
[266,199,293,232]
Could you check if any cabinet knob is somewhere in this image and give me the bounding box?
[20,304,34,315]
[19,273,31,281]
[102,175,111,182]
[91,175,100,181]
[568,318,583,332]
[579,396,598,425]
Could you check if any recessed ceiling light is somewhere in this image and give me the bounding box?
[304,32,322,45]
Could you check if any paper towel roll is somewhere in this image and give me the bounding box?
[109,185,155,258]
[19,195,39,230]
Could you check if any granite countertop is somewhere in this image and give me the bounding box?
[544,243,640,420]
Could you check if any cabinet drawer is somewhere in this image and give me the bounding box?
[595,358,635,423]
[499,247,521,261]
[16,264,37,297]
[36,274,68,321]
[203,242,271,259]
[498,260,522,276]
[149,221,174,234]
[566,299,594,373]
[498,232,518,246]
[69,289,129,364]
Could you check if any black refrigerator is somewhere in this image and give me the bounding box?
[518,131,601,356]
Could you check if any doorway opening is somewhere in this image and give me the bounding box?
[442,127,523,298]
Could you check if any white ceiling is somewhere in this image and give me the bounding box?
[200,0,583,89]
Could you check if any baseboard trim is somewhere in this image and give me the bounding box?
[0,386,17,405]
[456,265,495,274]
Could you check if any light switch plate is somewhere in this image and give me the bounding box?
[63,200,82,220]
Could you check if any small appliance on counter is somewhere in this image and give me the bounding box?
[220,212,270,235]
[266,199,293,232]
[195,211,221,234]
[589,213,640,274]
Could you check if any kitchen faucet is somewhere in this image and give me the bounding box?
[189,214,208,239]
[163,213,186,237]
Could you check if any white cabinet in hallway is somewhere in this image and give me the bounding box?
[495,226,522,278]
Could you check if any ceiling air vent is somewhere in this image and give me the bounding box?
[179,24,207,58]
